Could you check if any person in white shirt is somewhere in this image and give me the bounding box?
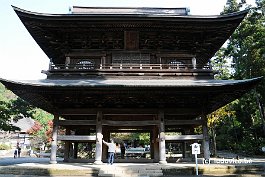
[103,139,116,165]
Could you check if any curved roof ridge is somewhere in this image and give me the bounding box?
[12,5,249,19]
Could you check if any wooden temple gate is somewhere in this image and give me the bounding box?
[0,6,261,164]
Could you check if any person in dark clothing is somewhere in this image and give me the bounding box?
[120,143,125,159]
[17,146,21,157]
[14,145,21,158]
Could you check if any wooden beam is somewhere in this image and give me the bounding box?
[58,108,201,116]
[58,118,201,126]
[165,134,203,141]
[58,109,97,115]
[65,51,106,57]
[156,53,194,58]
[108,129,152,133]
[102,120,159,126]
[58,135,96,141]
[58,120,96,126]
[165,119,202,125]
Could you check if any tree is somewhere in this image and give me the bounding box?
[0,84,17,131]
[0,84,34,131]
[0,100,18,131]
[211,48,232,80]
[27,109,53,149]
[226,0,265,151]
[111,132,150,147]
[0,83,54,150]
[210,0,265,155]
[208,105,235,156]
[221,0,241,14]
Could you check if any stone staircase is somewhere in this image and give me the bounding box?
[98,165,163,177]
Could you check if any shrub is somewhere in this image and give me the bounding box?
[0,143,11,150]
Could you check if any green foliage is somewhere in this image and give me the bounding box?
[111,132,150,146]
[27,109,53,147]
[0,83,53,150]
[222,0,241,14]
[208,104,235,128]
[210,0,265,155]
[138,133,150,145]
[0,83,16,101]
[10,98,35,121]
[78,143,95,159]
[0,83,34,131]
[0,85,19,131]
[0,100,13,131]
[0,143,11,150]
[211,48,232,80]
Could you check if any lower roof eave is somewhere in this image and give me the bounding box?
[0,77,262,88]
[0,77,262,115]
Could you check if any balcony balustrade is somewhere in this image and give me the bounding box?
[44,63,214,79]
[49,63,212,71]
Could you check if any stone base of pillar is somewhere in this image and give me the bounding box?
[94,160,103,165]
[159,160,167,164]
[49,160,57,164]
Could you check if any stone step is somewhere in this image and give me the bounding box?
[100,169,162,173]
[98,173,163,176]
[98,174,163,177]
[98,167,163,177]
[0,167,98,176]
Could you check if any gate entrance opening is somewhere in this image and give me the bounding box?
[109,132,151,160]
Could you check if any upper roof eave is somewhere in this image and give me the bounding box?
[12,5,249,21]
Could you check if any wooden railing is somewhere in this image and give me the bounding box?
[49,63,212,71]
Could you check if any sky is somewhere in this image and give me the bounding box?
[0,0,256,80]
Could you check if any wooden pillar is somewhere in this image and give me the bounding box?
[153,129,159,162]
[64,141,70,162]
[158,110,167,164]
[102,129,109,161]
[70,143,74,158]
[63,129,70,162]
[202,113,210,159]
[101,56,106,65]
[94,111,103,164]
[150,129,154,159]
[182,142,186,158]
[73,143,78,159]
[181,130,186,158]
[50,114,59,164]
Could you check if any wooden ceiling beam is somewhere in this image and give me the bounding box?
[57,108,202,116]
[165,119,202,125]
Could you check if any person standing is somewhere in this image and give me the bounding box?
[103,139,116,165]
[120,143,126,159]
[17,146,21,158]
[14,145,21,158]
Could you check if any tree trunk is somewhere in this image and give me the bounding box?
[255,94,265,136]
[211,127,217,157]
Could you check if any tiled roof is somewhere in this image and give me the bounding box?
[4,77,261,87]
[11,117,35,132]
